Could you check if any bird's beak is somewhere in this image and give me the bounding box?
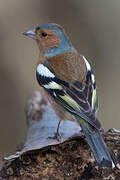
[23,29,37,39]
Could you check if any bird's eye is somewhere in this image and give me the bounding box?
[41,32,47,37]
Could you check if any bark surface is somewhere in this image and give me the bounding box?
[0,91,120,180]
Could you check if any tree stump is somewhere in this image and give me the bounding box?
[0,91,120,180]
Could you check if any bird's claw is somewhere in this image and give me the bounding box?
[48,132,62,142]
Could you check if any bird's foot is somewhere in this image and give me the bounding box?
[48,132,62,142]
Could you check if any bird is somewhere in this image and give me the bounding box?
[23,23,115,168]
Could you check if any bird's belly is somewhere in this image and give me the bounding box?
[44,91,75,121]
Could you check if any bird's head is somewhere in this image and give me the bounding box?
[23,23,74,58]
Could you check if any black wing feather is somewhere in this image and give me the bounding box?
[36,69,101,130]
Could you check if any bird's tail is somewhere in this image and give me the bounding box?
[81,123,115,168]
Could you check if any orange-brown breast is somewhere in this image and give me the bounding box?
[36,52,46,66]
[48,51,87,83]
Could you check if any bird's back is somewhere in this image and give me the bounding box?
[46,51,87,83]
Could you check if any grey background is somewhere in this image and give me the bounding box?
[0,0,120,158]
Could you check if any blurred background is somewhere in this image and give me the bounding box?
[0,0,120,159]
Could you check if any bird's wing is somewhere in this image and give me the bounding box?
[80,55,98,115]
[36,63,101,130]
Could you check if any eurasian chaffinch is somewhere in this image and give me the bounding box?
[23,23,115,168]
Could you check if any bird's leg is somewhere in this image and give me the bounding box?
[55,119,61,139]
[48,119,62,141]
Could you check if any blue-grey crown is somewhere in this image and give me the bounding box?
[38,23,75,58]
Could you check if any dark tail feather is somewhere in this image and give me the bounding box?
[83,128,115,168]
